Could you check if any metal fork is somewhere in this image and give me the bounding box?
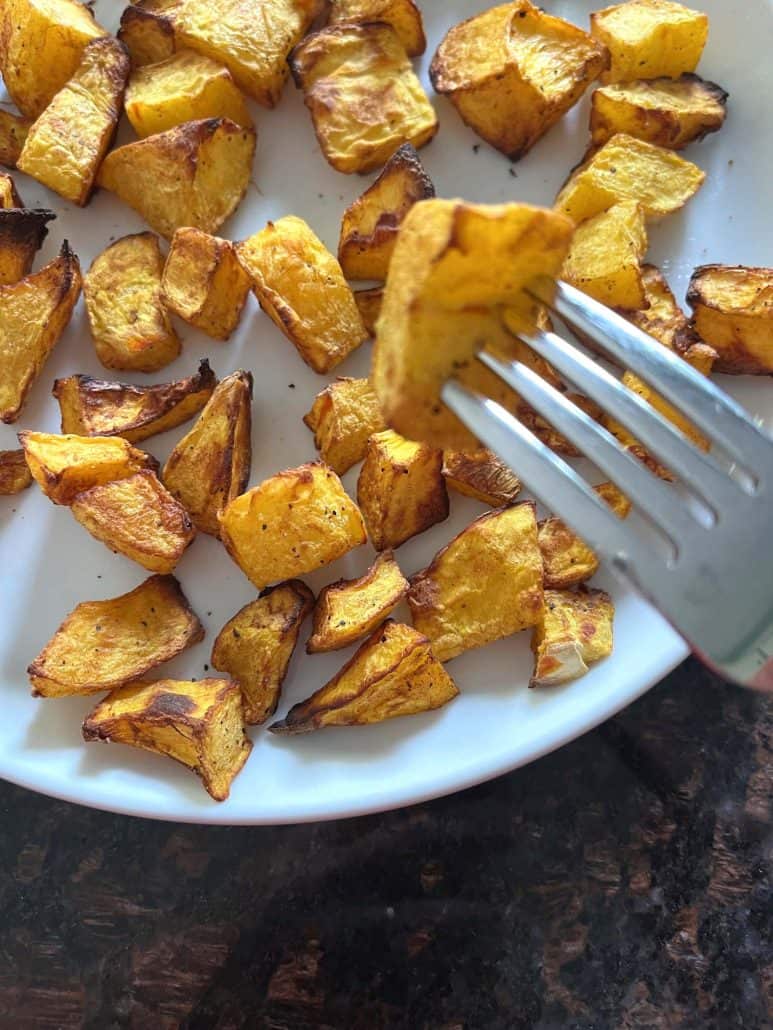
[441,279,773,690]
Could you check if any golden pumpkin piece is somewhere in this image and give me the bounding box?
[532,588,614,686]
[83,677,252,802]
[307,551,409,654]
[0,0,107,119]
[590,0,708,84]
[289,22,438,174]
[28,574,204,698]
[555,134,705,224]
[371,199,574,450]
[408,502,543,662]
[211,580,314,724]
[0,449,32,495]
[354,286,383,337]
[53,360,217,444]
[125,49,253,138]
[16,37,129,206]
[538,482,631,589]
[442,448,521,508]
[119,0,324,108]
[161,227,251,340]
[237,216,367,375]
[328,0,426,56]
[0,242,82,424]
[0,173,22,208]
[687,265,773,375]
[338,143,435,281]
[219,462,367,591]
[357,429,448,551]
[303,377,386,476]
[97,117,256,240]
[71,470,196,574]
[162,370,252,537]
[0,209,55,286]
[271,620,459,735]
[590,74,728,150]
[622,263,703,353]
[83,232,180,373]
[19,431,157,506]
[563,201,648,310]
[0,111,31,169]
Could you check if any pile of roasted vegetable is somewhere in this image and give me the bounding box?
[0,0,770,801]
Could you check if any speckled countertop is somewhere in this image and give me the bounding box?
[1,657,770,1029]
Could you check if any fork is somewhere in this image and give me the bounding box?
[441,278,773,690]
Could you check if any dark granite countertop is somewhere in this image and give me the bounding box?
[1,657,770,1029]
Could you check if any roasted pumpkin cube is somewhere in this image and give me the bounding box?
[590,74,728,150]
[563,201,648,310]
[125,49,253,138]
[0,111,31,169]
[532,588,614,686]
[237,216,367,374]
[431,0,609,160]
[303,377,386,476]
[555,133,705,223]
[442,448,521,508]
[0,242,81,423]
[162,370,252,536]
[17,37,129,206]
[0,208,55,286]
[328,0,426,56]
[211,580,314,724]
[83,677,252,801]
[307,550,409,653]
[290,22,438,174]
[19,431,157,505]
[97,118,256,240]
[28,574,204,698]
[83,232,180,373]
[0,0,107,118]
[53,360,217,443]
[220,463,366,590]
[161,227,251,340]
[118,4,176,66]
[271,620,458,734]
[687,265,773,375]
[408,502,543,661]
[590,0,708,84]
[0,173,22,208]
[338,143,435,281]
[371,199,574,450]
[622,263,701,353]
[0,449,32,495]
[354,285,383,336]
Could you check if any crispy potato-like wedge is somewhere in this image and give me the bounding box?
[354,285,383,336]
[220,462,367,590]
[0,0,107,119]
[371,199,574,450]
[431,0,608,161]
[0,111,31,169]
[83,232,180,373]
[271,620,458,734]
[83,677,251,801]
[97,117,256,240]
[19,431,158,505]
[237,216,367,374]
[17,37,129,206]
[442,448,521,508]
[0,173,22,208]
[162,370,252,536]
[28,574,204,698]
[290,22,438,174]
[0,209,55,286]
[408,502,543,662]
[532,588,614,686]
[687,265,773,375]
[338,144,435,281]
[357,429,448,551]
[211,580,314,724]
[53,360,216,443]
[328,0,426,56]
[161,227,251,340]
[590,74,728,150]
[622,263,701,353]
[118,4,176,66]
[0,449,32,494]
[590,0,708,84]
[539,482,630,589]
[0,242,81,423]
[563,201,648,310]
[307,551,408,654]
[125,49,253,138]
[304,377,386,476]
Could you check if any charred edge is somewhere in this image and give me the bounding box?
[145,691,197,719]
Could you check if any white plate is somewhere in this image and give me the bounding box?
[0,0,770,824]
